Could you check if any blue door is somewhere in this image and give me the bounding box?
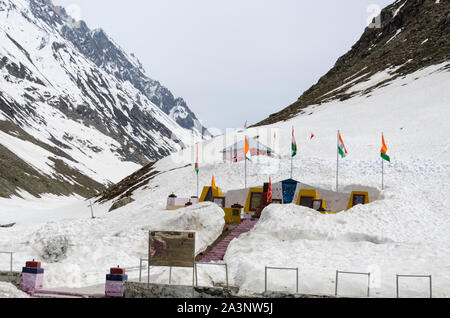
[282,179,299,204]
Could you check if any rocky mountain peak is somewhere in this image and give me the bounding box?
[0,0,208,198]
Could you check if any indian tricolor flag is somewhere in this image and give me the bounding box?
[381,134,391,162]
[245,137,252,162]
[291,128,297,157]
[338,132,348,158]
[194,146,199,174]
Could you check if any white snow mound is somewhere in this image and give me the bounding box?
[0,282,29,298]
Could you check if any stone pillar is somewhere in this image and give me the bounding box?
[20,260,44,294]
[105,266,128,297]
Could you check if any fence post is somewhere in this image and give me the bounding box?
[335,271,339,296]
[139,259,142,282]
[429,275,432,298]
[10,252,13,273]
[367,272,371,297]
[195,263,198,287]
[296,267,299,294]
[396,275,399,298]
[265,266,268,293]
[225,264,229,289]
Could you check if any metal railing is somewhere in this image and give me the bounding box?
[139,259,229,289]
[138,258,175,285]
[195,262,229,289]
[265,266,299,294]
[396,274,432,298]
[0,252,13,272]
[136,260,435,298]
[335,270,371,297]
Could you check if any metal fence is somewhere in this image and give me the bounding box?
[0,252,13,272]
[138,258,229,289]
[138,258,176,285]
[195,262,229,289]
[396,274,432,298]
[335,270,371,297]
[136,259,434,297]
[265,266,299,294]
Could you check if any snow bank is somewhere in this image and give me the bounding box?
[225,201,450,297]
[0,202,224,288]
[0,282,29,298]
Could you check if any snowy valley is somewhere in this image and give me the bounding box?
[1,0,449,299]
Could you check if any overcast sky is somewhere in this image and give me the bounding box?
[53,0,393,132]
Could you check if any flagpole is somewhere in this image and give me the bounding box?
[381,132,384,190]
[291,155,293,179]
[291,126,293,179]
[245,151,247,188]
[336,130,339,193]
[196,145,199,198]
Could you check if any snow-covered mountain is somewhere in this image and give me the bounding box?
[1,0,450,298]
[0,0,207,198]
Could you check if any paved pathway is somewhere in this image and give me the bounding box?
[200,219,258,262]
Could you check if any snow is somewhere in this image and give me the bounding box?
[109,61,450,297]
[0,282,29,298]
[386,28,403,45]
[225,201,449,297]
[0,201,224,288]
[0,20,449,297]
[393,1,407,18]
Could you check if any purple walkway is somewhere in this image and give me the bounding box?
[200,219,258,263]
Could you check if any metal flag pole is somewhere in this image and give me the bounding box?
[196,144,199,198]
[245,149,247,189]
[381,132,384,190]
[336,130,339,193]
[291,154,293,180]
[291,126,293,179]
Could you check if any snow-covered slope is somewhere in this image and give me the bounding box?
[0,0,449,298]
[83,59,449,297]
[1,62,449,297]
[0,0,206,198]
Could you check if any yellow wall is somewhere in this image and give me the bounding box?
[244,187,264,213]
[223,207,241,224]
[296,189,319,205]
[346,191,370,210]
[199,186,224,202]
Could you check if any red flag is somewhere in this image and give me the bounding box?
[267,176,272,203]
[310,133,315,140]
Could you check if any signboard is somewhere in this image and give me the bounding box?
[149,231,195,268]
